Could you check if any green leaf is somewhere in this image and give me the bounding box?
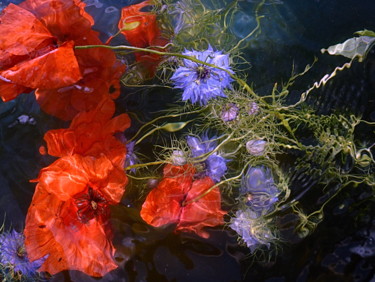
[161,121,190,132]
[321,36,375,62]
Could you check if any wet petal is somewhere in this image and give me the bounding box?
[140,177,185,227]
[1,41,82,89]
[178,177,226,238]
[0,79,31,102]
[24,185,117,277]
[20,0,93,42]
[118,0,159,48]
[0,3,54,68]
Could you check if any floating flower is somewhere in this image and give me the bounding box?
[171,150,186,166]
[186,135,228,182]
[43,99,131,166]
[118,0,168,78]
[0,0,125,120]
[221,103,239,122]
[24,154,128,277]
[140,164,226,238]
[0,230,46,277]
[171,45,233,105]
[229,208,275,252]
[247,101,259,115]
[124,141,139,173]
[240,166,279,215]
[246,139,267,156]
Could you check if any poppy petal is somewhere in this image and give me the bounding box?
[20,0,93,41]
[118,0,167,78]
[0,3,54,68]
[43,99,129,167]
[1,41,82,89]
[0,79,31,102]
[178,177,226,238]
[25,185,118,277]
[37,156,89,201]
[140,178,185,227]
[118,0,158,48]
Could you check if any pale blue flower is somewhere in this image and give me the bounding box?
[0,230,45,277]
[186,135,228,182]
[171,46,233,105]
[240,166,279,215]
[247,101,259,115]
[246,139,267,156]
[221,103,239,122]
[171,150,186,166]
[125,141,139,173]
[230,208,274,252]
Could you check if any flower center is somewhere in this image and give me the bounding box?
[16,246,26,259]
[74,187,108,224]
[91,200,98,210]
[196,65,210,80]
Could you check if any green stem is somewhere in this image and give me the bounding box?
[75,44,258,99]
[125,160,165,171]
[182,163,249,206]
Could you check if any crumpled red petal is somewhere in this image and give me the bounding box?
[37,154,127,203]
[118,0,168,78]
[178,177,226,239]
[43,99,130,166]
[19,0,93,41]
[140,177,188,227]
[118,0,158,48]
[1,41,82,89]
[0,3,54,69]
[25,184,117,277]
[73,0,95,26]
[0,0,125,119]
[140,165,226,238]
[0,80,31,102]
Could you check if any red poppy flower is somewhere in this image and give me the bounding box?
[0,0,125,120]
[43,99,130,166]
[24,154,127,276]
[140,164,227,238]
[118,0,168,79]
[73,0,94,25]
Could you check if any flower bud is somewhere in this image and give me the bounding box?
[246,139,266,156]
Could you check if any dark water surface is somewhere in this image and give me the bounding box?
[0,0,375,281]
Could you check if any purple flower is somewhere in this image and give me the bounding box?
[246,139,267,156]
[171,150,186,166]
[0,230,46,276]
[186,135,228,182]
[221,103,239,122]
[229,208,274,252]
[240,166,279,215]
[125,141,139,173]
[247,101,259,115]
[171,46,233,105]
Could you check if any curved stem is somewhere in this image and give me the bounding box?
[75,44,259,99]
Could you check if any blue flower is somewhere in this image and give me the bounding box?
[247,101,259,115]
[221,103,239,122]
[125,141,139,173]
[246,139,267,156]
[240,166,279,215]
[171,46,233,105]
[0,230,45,277]
[229,208,274,252]
[186,135,227,182]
